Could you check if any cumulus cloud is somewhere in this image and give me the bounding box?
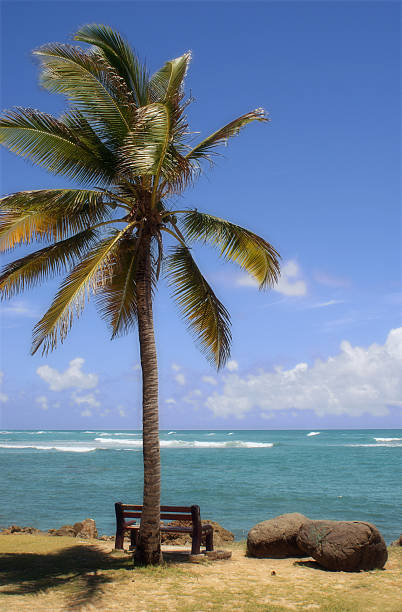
[273,260,307,297]
[226,360,239,372]
[205,328,402,419]
[175,372,186,386]
[171,363,181,372]
[202,376,217,385]
[165,398,177,405]
[37,358,98,391]
[35,395,48,411]
[236,260,306,297]
[72,392,100,408]
[0,372,8,403]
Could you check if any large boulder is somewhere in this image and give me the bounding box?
[161,520,234,546]
[297,520,388,571]
[247,513,308,558]
[73,518,98,539]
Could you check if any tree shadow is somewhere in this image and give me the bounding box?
[0,544,132,609]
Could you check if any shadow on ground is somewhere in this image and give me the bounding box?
[0,545,132,609]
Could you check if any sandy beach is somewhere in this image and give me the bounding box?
[1,534,401,611]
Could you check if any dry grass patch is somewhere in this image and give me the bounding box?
[0,535,401,611]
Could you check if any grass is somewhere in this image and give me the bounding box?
[0,535,401,611]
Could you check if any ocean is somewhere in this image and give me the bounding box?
[1,429,401,544]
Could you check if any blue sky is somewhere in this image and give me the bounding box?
[0,1,401,430]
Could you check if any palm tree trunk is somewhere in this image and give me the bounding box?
[134,232,163,565]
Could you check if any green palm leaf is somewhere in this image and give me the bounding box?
[166,245,231,368]
[96,237,138,337]
[120,103,170,177]
[31,228,130,354]
[0,228,97,298]
[0,189,110,251]
[74,23,149,107]
[185,109,268,162]
[182,211,280,288]
[34,44,132,144]
[149,52,191,103]
[0,108,112,183]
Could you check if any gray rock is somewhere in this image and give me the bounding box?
[247,513,308,558]
[297,519,388,571]
[49,525,76,537]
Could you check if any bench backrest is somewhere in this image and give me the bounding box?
[115,503,200,524]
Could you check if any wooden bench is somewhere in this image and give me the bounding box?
[114,503,214,555]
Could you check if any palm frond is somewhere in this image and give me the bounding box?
[149,52,191,103]
[0,189,111,252]
[74,23,149,107]
[182,211,280,288]
[119,103,170,177]
[95,237,138,337]
[34,44,133,144]
[166,245,231,368]
[0,108,112,184]
[31,228,130,354]
[0,228,97,298]
[185,109,268,162]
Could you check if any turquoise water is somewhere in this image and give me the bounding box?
[0,429,401,543]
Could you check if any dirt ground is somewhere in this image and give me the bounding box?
[0,535,401,611]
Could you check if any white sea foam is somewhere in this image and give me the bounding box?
[94,437,274,449]
[227,432,234,435]
[307,431,320,436]
[110,432,140,436]
[29,431,45,435]
[348,443,402,448]
[168,431,176,435]
[374,437,402,442]
[0,431,12,434]
[206,433,215,436]
[0,444,96,452]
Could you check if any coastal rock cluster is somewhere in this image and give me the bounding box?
[247,514,388,572]
[1,518,98,539]
[161,520,234,547]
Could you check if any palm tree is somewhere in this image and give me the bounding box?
[0,24,280,564]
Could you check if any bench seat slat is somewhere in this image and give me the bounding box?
[122,512,193,521]
[121,504,192,513]
[124,524,213,533]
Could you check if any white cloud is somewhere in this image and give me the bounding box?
[235,259,307,297]
[118,408,126,417]
[274,260,307,297]
[310,300,344,309]
[133,363,141,371]
[37,358,98,391]
[72,392,100,408]
[226,360,239,372]
[314,271,350,288]
[175,372,186,386]
[80,409,92,417]
[205,328,402,419]
[165,398,177,405]
[202,376,217,385]
[0,372,7,403]
[171,363,181,372]
[0,300,37,317]
[183,389,202,408]
[36,395,48,411]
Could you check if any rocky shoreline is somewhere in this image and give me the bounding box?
[0,518,235,546]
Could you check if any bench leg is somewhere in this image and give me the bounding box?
[206,530,214,552]
[115,528,124,550]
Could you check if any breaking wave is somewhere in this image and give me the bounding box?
[0,444,96,452]
[307,432,320,437]
[94,437,274,449]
